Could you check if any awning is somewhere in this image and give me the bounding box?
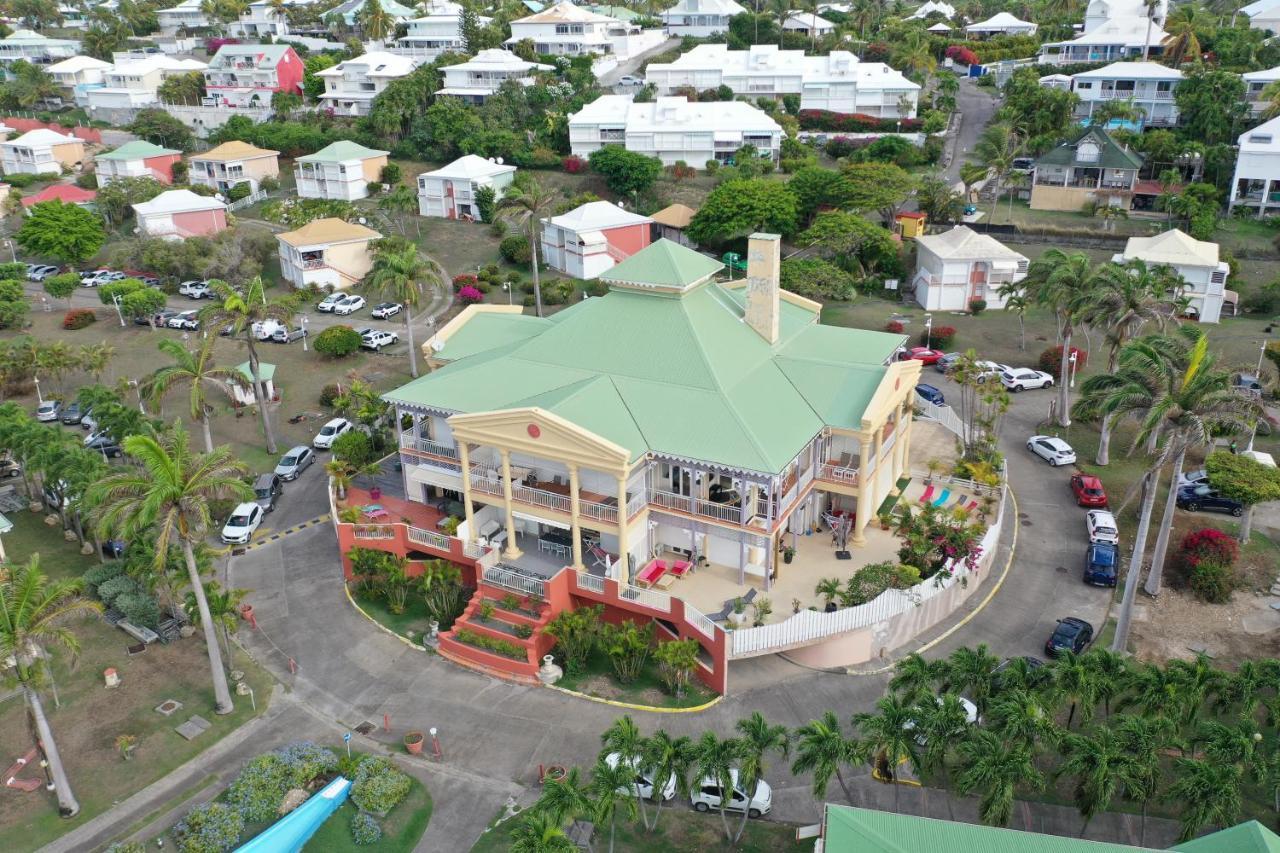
[514,510,569,530]
[407,464,462,492]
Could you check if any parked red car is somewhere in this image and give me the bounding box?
[897,347,947,365]
[1070,473,1108,507]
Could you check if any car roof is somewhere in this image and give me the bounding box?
[230,501,258,514]
[1076,474,1102,486]
[1060,616,1090,629]
[323,417,347,428]
[283,445,309,456]
[1087,509,1115,522]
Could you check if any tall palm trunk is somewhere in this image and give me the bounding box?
[1058,327,1073,427]
[1145,449,1183,596]
[25,685,78,816]
[1096,413,1112,465]
[244,335,277,454]
[835,768,853,803]
[1112,467,1160,653]
[183,540,234,714]
[405,312,418,378]
[733,779,760,842]
[528,222,543,318]
[717,797,731,841]
[201,412,214,455]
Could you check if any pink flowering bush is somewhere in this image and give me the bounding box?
[457,285,484,305]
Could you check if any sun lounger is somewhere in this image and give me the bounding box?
[964,500,979,513]
[709,587,760,622]
[918,485,935,504]
[932,489,951,507]
[635,559,668,588]
[670,560,693,578]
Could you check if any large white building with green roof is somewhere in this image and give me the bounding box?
[386,235,921,620]
[294,141,390,201]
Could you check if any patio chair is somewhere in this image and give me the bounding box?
[964,499,979,513]
[932,489,951,507]
[588,544,612,572]
[918,484,935,504]
[635,560,668,588]
[670,560,693,578]
[950,493,969,509]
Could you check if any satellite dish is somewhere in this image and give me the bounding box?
[215,193,226,201]
[616,200,624,208]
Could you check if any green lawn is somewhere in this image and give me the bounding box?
[470,808,805,853]
[351,586,434,642]
[301,773,432,853]
[0,513,273,851]
[554,652,718,710]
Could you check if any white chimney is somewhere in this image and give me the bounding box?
[745,233,780,345]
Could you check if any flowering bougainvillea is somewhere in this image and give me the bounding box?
[457,285,484,305]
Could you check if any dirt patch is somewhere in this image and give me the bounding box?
[1131,587,1280,666]
[576,675,622,700]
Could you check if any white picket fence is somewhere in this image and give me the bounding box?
[227,190,267,211]
[915,396,967,442]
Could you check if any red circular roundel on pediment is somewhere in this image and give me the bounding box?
[527,424,541,438]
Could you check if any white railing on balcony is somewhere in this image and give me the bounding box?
[651,490,741,524]
[471,475,503,497]
[483,565,546,598]
[914,395,967,443]
[407,526,451,551]
[817,463,859,484]
[685,602,718,639]
[619,583,671,613]
[576,571,604,593]
[512,483,571,514]
[881,428,898,458]
[626,490,646,518]
[463,540,487,559]
[401,434,459,459]
[578,500,617,523]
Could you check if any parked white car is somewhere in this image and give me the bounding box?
[1001,368,1055,392]
[1027,435,1076,466]
[313,418,353,449]
[333,294,366,315]
[80,269,124,287]
[178,280,213,299]
[1177,469,1209,489]
[604,753,676,801]
[690,770,772,817]
[1086,509,1119,545]
[371,301,403,319]
[253,319,286,340]
[361,330,399,351]
[317,293,343,312]
[220,502,264,544]
[167,310,200,330]
[35,400,62,422]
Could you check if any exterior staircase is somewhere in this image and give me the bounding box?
[437,585,557,685]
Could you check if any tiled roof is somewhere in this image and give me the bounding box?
[277,217,382,247]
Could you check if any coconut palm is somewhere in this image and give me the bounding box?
[642,728,691,831]
[985,687,1057,749]
[1215,659,1278,723]
[183,581,246,674]
[768,0,789,46]
[1118,661,1183,720]
[946,645,1000,717]
[732,712,788,843]
[378,184,420,236]
[589,758,637,853]
[0,557,101,816]
[198,277,297,454]
[973,122,1023,225]
[496,179,559,318]
[77,342,114,383]
[1081,648,1131,717]
[510,810,575,853]
[1051,650,1100,729]
[892,31,937,80]
[37,340,77,395]
[1164,758,1243,843]
[890,652,949,702]
[690,730,742,841]
[853,695,921,788]
[358,0,394,40]
[917,692,974,787]
[1113,714,1176,846]
[1140,0,1161,61]
[1169,654,1224,726]
[599,715,650,829]
[365,236,442,379]
[1163,4,1206,65]
[996,286,1031,352]
[791,711,858,803]
[87,423,251,714]
[955,729,1044,827]
[535,765,592,826]
[142,337,247,454]
[1055,727,1138,837]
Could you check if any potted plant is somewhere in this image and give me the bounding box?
[781,544,796,564]
[440,516,460,536]
[878,511,893,531]
[404,731,424,755]
[925,458,943,484]
[728,597,747,627]
[752,597,772,627]
[369,485,382,501]
[115,734,137,761]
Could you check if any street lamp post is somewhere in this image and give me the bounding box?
[1069,350,1079,389]
[301,316,309,352]
[130,379,145,414]
[1248,339,1267,451]
[503,282,513,305]
[924,315,933,349]
[33,376,42,405]
[3,240,14,262]
[111,293,125,327]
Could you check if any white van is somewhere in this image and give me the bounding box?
[604,753,676,801]
[690,770,772,817]
[252,319,286,340]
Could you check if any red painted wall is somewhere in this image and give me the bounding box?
[274,47,305,95]
[3,117,100,143]
[171,208,227,236]
[335,521,478,588]
[144,153,183,184]
[605,222,650,259]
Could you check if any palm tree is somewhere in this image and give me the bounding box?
[535,765,592,826]
[496,179,559,318]
[1051,651,1100,729]
[599,716,650,829]
[997,286,1031,352]
[358,0,394,40]
[1055,728,1135,836]
[892,31,937,80]
[378,185,420,236]
[853,695,921,787]
[1118,662,1183,719]
[1164,758,1243,842]
[973,122,1023,225]
[642,728,691,831]
[88,423,251,714]
[37,341,77,394]
[0,556,100,817]
[1169,654,1224,726]
[732,712,788,843]
[78,342,114,383]
[768,0,789,46]
[142,337,247,454]
[510,811,575,853]
[814,576,842,611]
[917,693,974,787]
[183,581,245,673]
[589,758,637,853]
[198,277,297,454]
[1081,648,1131,717]
[889,652,949,702]
[1215,659,1278,723]
[691,730,742,842]
[365,236,442,379]
[985,687,1056,749]
[1259,80,1280,119]
[791,711,858,804]
[1196,720,1267,782]
[947,645,1000,717]
[1163,4,1206,65]
[1113,714,1176,846]
[955,729,1044,827]
[1020,249,1106,427]
[1140,0,1161,61]
[993,654,1049,694]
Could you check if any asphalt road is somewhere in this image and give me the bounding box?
[944,75,1001,186]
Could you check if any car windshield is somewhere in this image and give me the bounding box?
[255,487,271,498]
[1084,487,1103,495]
[228,513,251,526]
[281,455,297,466]
[321,426,335,435]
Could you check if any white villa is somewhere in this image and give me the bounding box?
[965,12,1037,36]
[660,0,745,37]
[908,0,955,18]
[1229,115,1280,216]
[645,45,920,117]
[47,55,111,103]
[0,128,84,175]
[156,0,209,35]
[436,49,552,103]
[783,12,835,38]
[540,200,652,280]
[417,155,516,221]
[229,0,290,38]
[569,95,783,168]
[395,0,489,61]
[506,1,665,71]
[294,140,390,201]
[1241,0,1280,33]
[911,226,1028,312]
[85,55,208,110]
[1038,17,1168,65]
[0,29,79,65]
[1244,65,1280,116]
[1070,62,1182,128]
[316,52,419,117]
[1115,230,1230,323]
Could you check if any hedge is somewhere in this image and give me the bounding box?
[62,308,96,330]
[798,110,924,133]
[312,325,362,358]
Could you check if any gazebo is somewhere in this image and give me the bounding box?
[234,362,276,407]
[650,203,698,247]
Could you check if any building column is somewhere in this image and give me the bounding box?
[852,433,874,546]
[569,464,584,572]
[500,450,522,560]
[458,442,475,545]
[896,398,913,480]
[615,473,629,583]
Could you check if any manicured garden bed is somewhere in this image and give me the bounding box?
[554,654,717,710]
[302,773,432,853]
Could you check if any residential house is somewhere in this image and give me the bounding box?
[294,140,389,201]
[20,184,96,211]
[132,189,228,239]
[204,44,303,108]
[1243,65,1280,116]
[0,29,79,65]
[540,200,652,279]
[57,4,91,29]
[435,49,552,103]
[46,56,111,101]
[1084,0,1166,32]
[156,0,209,35]
[1039,73,1073,90]
[330,0,418,27]
[568,95,784,168]
[1115,229,1230,323]
[1242,0,1280,33]
[229,1,290,38]
[394,0,490,60]
[381,235,918,688]
[659,0,746,37]
[277,217,382,291]
[907,0,955,17]
[1070,62,1182,128]
[506,1,665,67]
[649,203,697,247]
[965,12,1037,36]
[1,128,85,175]
[316,52,419,117]
[85,55,208,110]
[1229,115,1280,216]
[783,12,835,38]
[910,226,1029,311]
[645,45,921,117]
[1038,17,1167,65]
[417,154,516,221]
[1029,125,1143,211]
[94,140,183,185]
[189,140,281,193]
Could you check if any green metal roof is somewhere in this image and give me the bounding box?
[823,805,1160,852]
[387,242,905,474]
[236,361,275,382]
[1174,822,1280,853]
[602,239,723,291]
[97,140,179,160]
[296,140,389,164]
[1036,125,1144,171]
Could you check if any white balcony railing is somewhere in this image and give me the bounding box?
[576,571,604,593]
[407,526,451,551]
[817,463,859,485]
[483,565,546,598]
[685,602,717,639]
[651,490,741,524]
[400,434,459,459]
[619,582,671,613]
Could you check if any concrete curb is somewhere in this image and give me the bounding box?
[343,580,429,652]
[242,514,330,552]
[544,683,724,715]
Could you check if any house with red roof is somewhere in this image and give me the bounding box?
[20,184,96,211]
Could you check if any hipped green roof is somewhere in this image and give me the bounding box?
[387,242,904,475]
[603,238,723,290]
[236,361,275,382]
[97,140,179,160]
[296,140,389,164]
[1173,822,1280,853]
[1036,124,1144,171]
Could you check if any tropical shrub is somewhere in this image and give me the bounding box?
[598,619,654,684]
[1174,528,1240,603]
[451,273,479,292]
[319,383,340,407]
[172,801,245,853]
[274,741,338,786]
[925,325,956,348]
[779,258,857,301]
[351,811,382,845]
[543,604,602,675]
[62,308,96,330]
[84,561,126,596]
[457,285,484,305]
[885,320,904,334]
[351,756,413,815]
[945,45,979,65]
[312,325,362,358]
[968,298,987,315]
[454,628,526,660]
[797,110,923,133]
[1038,345,1086,380]
[841,561,921,607]
[583,279,609,297]
[654,637,699,696]
[96,575,141,608]
[115,592,162,629]
[562,155,585,173]
[1189,561,1235,603]
[379,163,401,185]
[226,182,252,202]
[225,754,293,823]
[499,234,531,265]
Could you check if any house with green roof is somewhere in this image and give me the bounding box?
[294,141,390,202]
[818,804,1280,853]
[94,140,182,186]
[1030,124,1144,211]
[375,235,921,684]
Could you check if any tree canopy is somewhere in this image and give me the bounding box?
[1174,64,1247,147]
[587,147,663,197]
[17,201,105,266]
[685,179,799,244]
